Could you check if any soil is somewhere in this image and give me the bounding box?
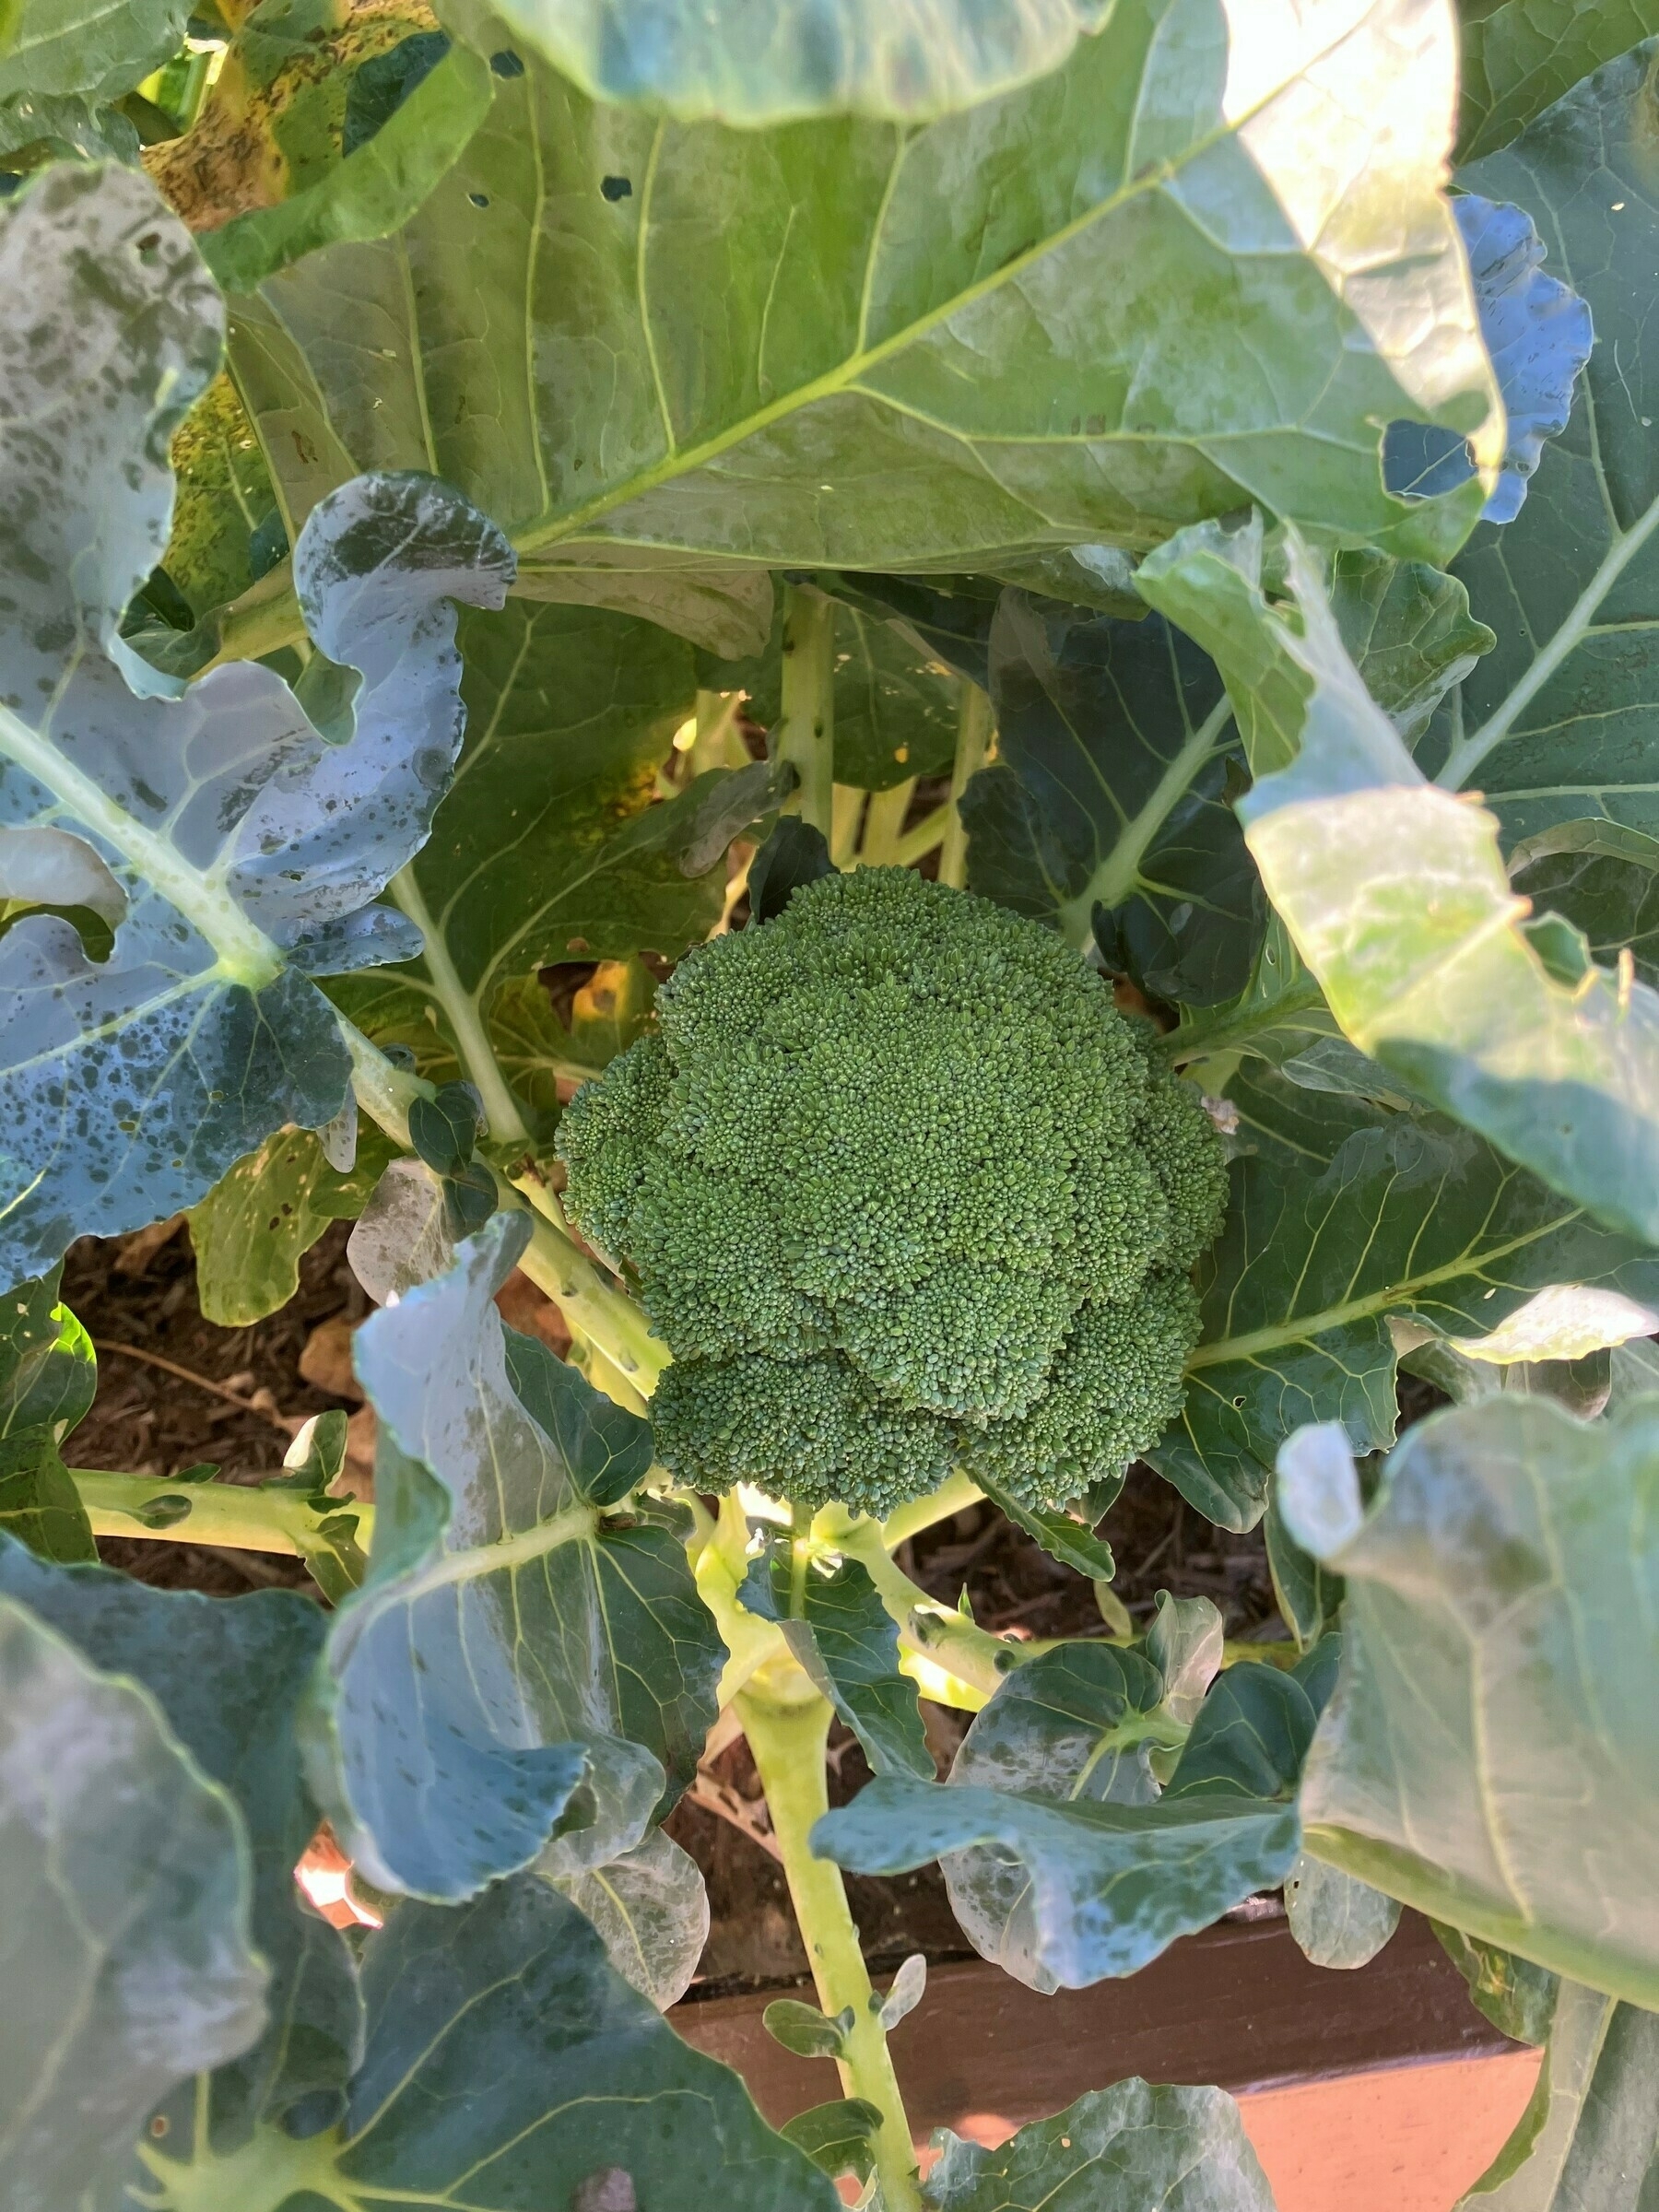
[61,1218,1441,1996]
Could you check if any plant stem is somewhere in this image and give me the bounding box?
[738,1672,925,2212]
[857,777,917,867]
[891,799,953,867]
[831,1515,1018,1704]
[937,681,994,890]
[389,865,530,1147]
[830,782,866,867]
[876,1468,983,1549]
[505,1171,671,1394]
[775,584,836,836]
[71,1468,374,1557]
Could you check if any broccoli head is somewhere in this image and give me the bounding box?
[557,867,1227,1518]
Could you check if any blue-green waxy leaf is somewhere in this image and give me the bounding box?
[480,0,1114,124]
[0,164,513,1288]
[312,1210,724,1902]
[0,1594,266,2212]
[0,1536,361,2145]
[1283,1852,1400,1971]
[551,1825,710,2010]
[1148,1068,1659,1531]
[1286,1397,1659,2007]
[1383,195,1591,524]
[128,1874,839,2212]
[235,0,1500,649]
[0,1264,96,1561]
[924,2079,1276,2212]
[813,1644,1330,1987]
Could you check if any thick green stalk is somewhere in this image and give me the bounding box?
[857,776,918,867]
[737,1671,925,2212]
[775,585,837,836]
[937,681,994,891]
[71,1468,374,1556]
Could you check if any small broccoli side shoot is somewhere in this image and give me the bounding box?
[557,868,1227,1518]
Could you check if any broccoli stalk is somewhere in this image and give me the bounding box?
[558,866,1228,1521]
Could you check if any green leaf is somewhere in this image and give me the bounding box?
[1139,518,1659,1251]
[1150,1069,1659,1530]
[1284,1399,1659,2006]
[1265,1488,1341,1653]
[0,0,188,102]
[1283,1851,1401,1971]
[813,1646,1331,1987]
[789,1558,935,1783]
[199,41,494,292]
[763,1995,856,2059]
[1434,1924,1560,2049]
[331,600,781,1144]
[129,1873,839,2212]
[0,1594,266,2211]
[551,1825,709,2010]
[0,165,513,1288]
[1436,53,1659,854]
[0,1536,362,2146]
[958,593,1253,995]
[158,372,285,627]
[747,1539,933,1781]
[698,594,960,792]
[1456,1981,1659,2209]
[188,1124,395,1327]
[937,1641,1168,1992]
[1512,822,1659,991]
[1456,1,1659,161]
[312,1210,723,1901]
[0,1266,96,1561]
[781,2098,884,2183]
[977,1471,1117,1583]
[233,0,1500,641]
[481,0,1114,123]
[923,2079,1277,2211]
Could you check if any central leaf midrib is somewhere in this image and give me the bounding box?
[1183,1212,1582,1369]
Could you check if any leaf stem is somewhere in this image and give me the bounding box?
[876,1469,983,1550]
[937,681,994,890]
[775,585,837,837]
[737,1670,925,2212]
[70,1467,373,1558]
[830,1514,1019,1704]
[857,777,918,867]
[389,864,531,1147]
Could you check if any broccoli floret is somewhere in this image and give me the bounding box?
[557,867,1227,1516]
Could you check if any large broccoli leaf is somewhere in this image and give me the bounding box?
[0,164,512,1288]
[1152,1068,1659,1529]
[121,1875,838,2212]
[225,0,1498,659]
[1283,1396,1659,2006]
[310,1211,724,1901]
[0,1594,266,2212]
[813,1641,1332,1988]
[477,0,1113,124]
[0,1538,360,2147]
[331,597,782,1147]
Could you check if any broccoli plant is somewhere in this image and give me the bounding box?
[2,4,1659,2210]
